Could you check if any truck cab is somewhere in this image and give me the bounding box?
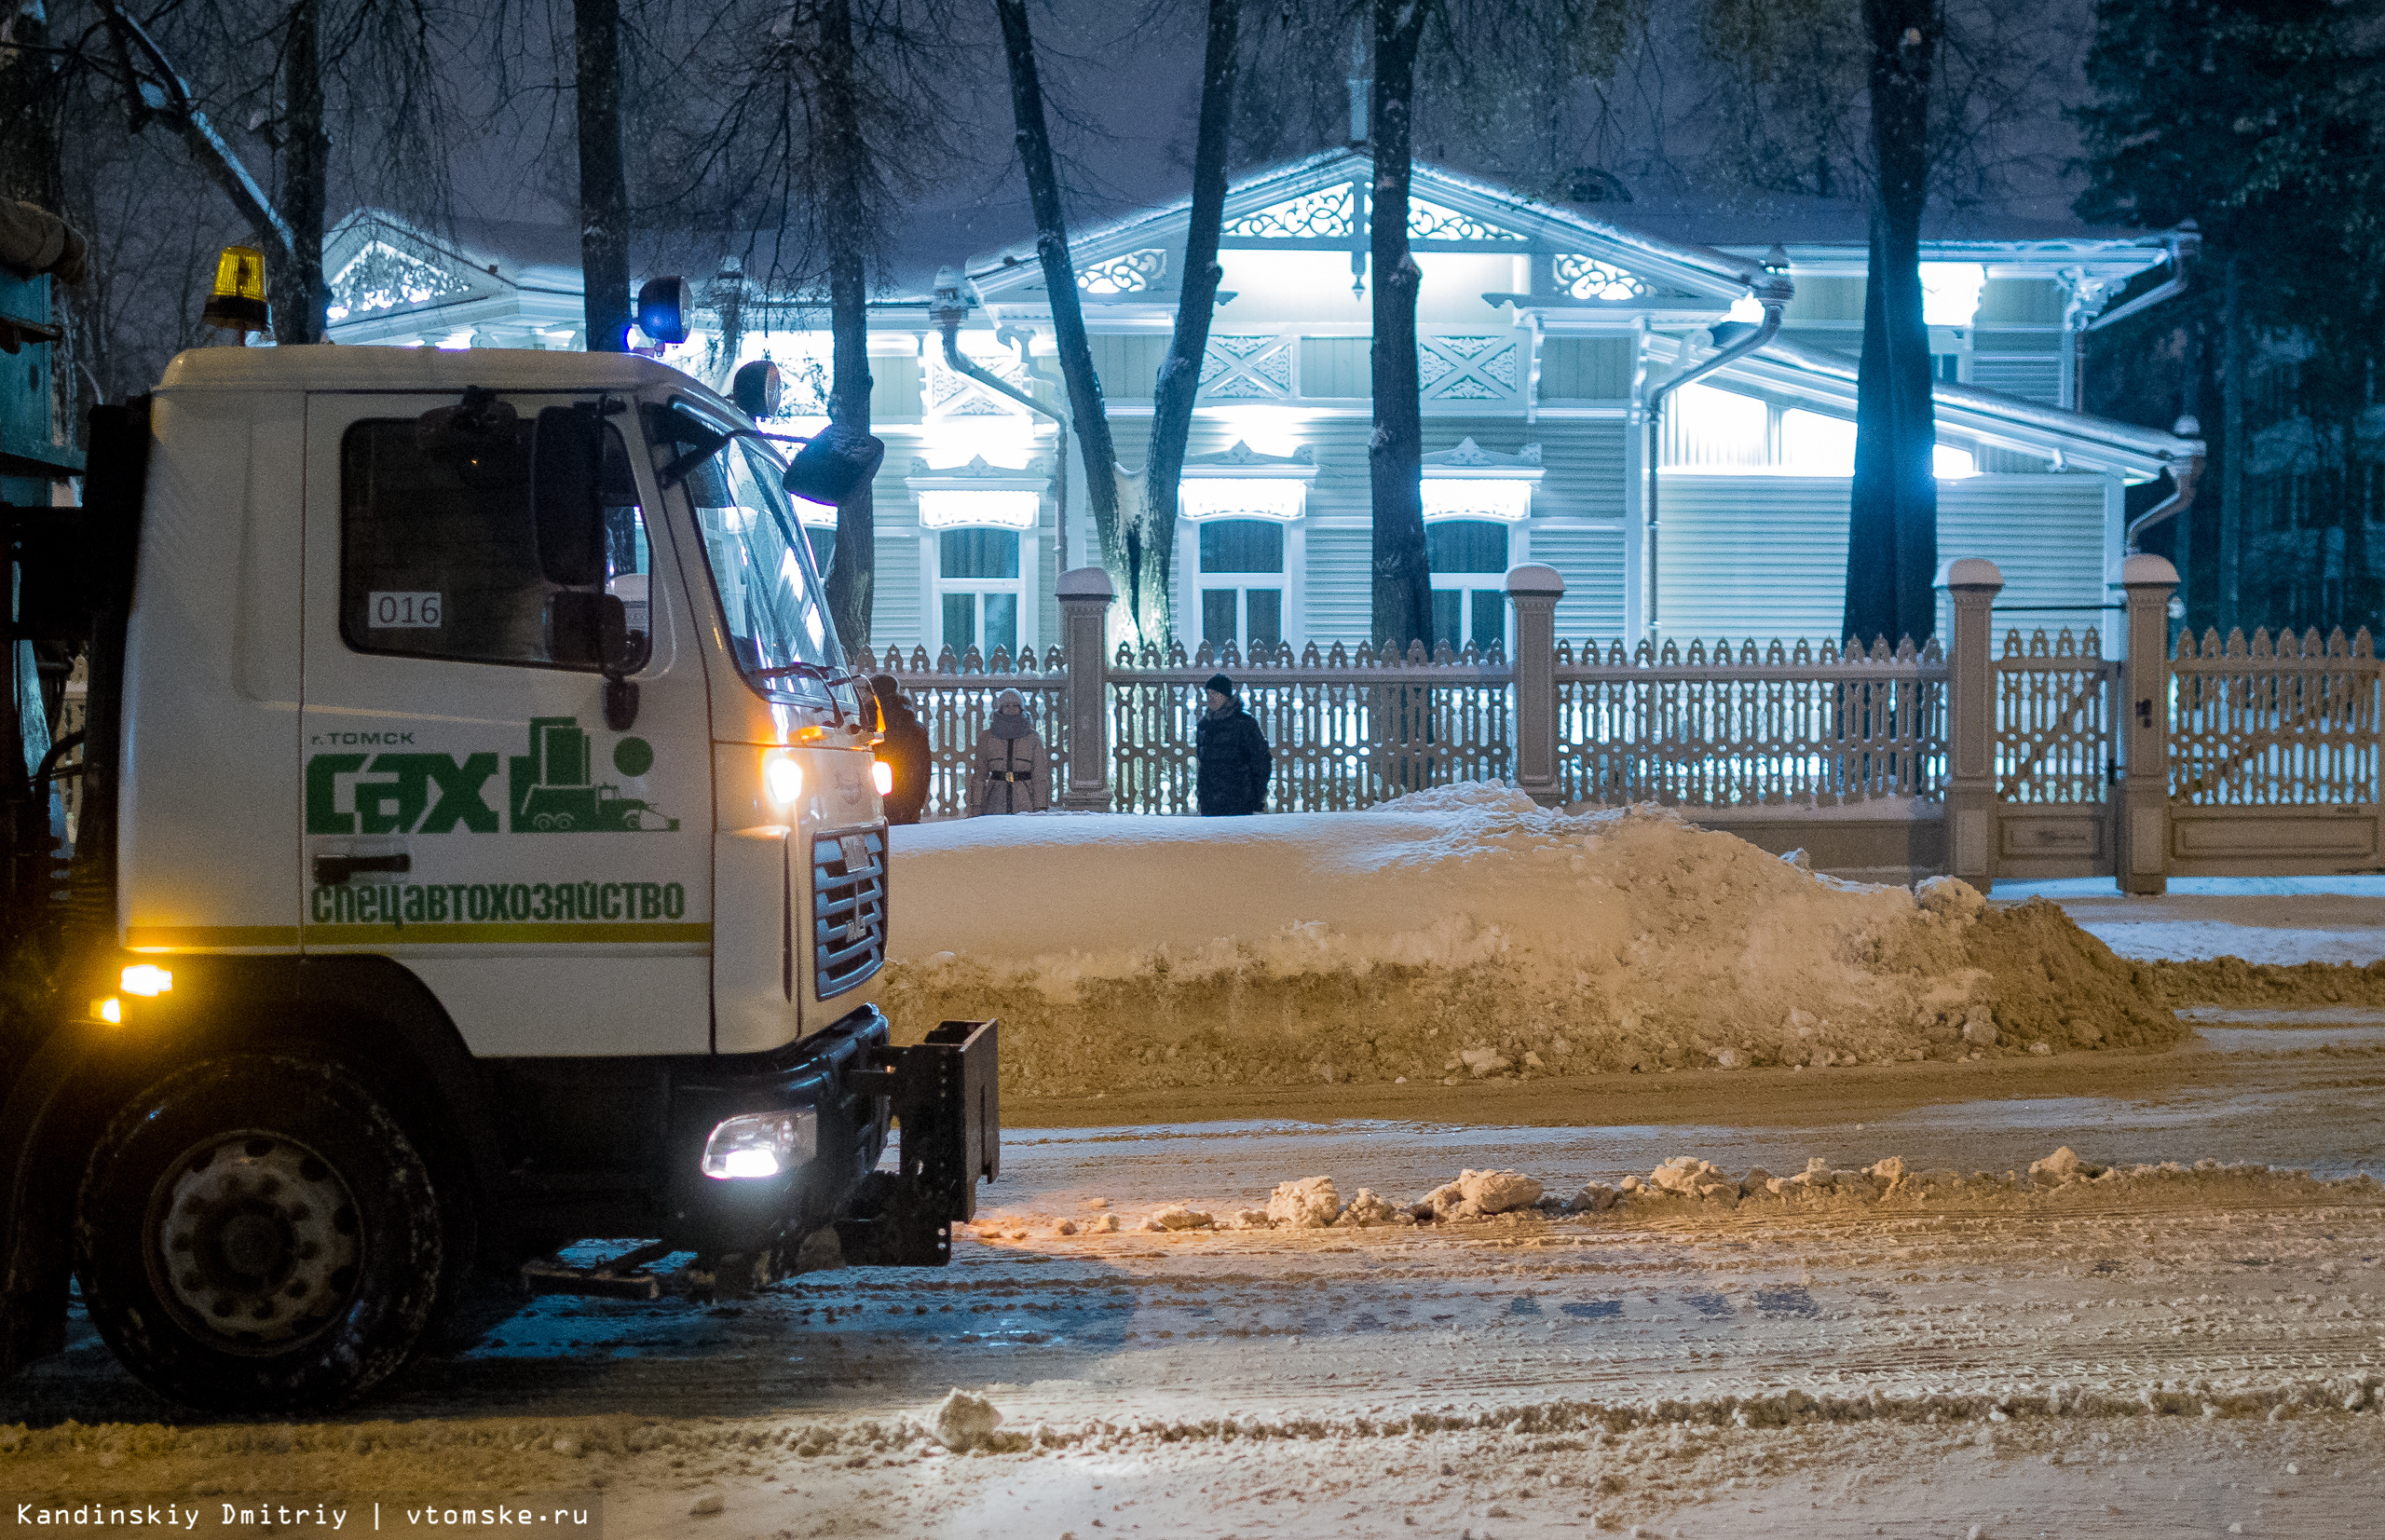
[0,348,995,1411]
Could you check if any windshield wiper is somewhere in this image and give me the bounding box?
[750,660,860,722]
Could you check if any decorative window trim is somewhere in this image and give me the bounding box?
[1421,438,1542,523]
[1078,249,1168,295]
[1178,441,1318,523]
[905,456,1051,531]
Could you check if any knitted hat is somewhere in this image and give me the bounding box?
[995,688,1025,712]
[1205,673,1235,696]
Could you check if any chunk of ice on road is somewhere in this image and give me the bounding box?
[1915,874,1987,921]
[1144,1204,1215,1232]
[1459,1046,1512,1077]
[2029,1146,2107,1185]
[1418,1168,1544,1220]
[932,1389,1003,1452]
[1266,1176,1343,1228]
[1339,1187,1400,1226]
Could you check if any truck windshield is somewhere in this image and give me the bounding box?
[684,433,846,702]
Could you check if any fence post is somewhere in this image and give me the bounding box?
[1936,557,2004,893]
[2117,552,2177,894]
[1506,564,1565,806]
[1056,566,1114,811]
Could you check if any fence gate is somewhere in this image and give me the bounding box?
[1992,627,2118,879]
[2166,626,2383,875]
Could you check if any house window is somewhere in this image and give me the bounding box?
[936,527,1021,659]
[1427,520,1508,654]
[1197,519,1284,651]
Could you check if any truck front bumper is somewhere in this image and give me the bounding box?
[662,1006,999,1271]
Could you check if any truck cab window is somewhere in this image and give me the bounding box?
[339,412,647,668]
[683,434,842,701]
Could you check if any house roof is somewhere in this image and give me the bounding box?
[323,210,584,342]
[961,147,1784,311]
[1671,331,2201,482]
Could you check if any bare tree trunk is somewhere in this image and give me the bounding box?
[573,0,632,352]
[2220,252,2244,621]
[1368,0,1431,653]
[273,0,329,346]
[818,0,874,658]
[1140,0,1241,652]
[1844,0,1939,647]
[1,2,63,210]
[994,0,1130,632]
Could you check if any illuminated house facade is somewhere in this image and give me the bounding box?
[323,149,2202,658]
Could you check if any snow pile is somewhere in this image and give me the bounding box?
[2155,955,2385,1007]
[930,1390,1003,1452]
[883,792,2182,1095]
[1417,1168,1545,1220]
[1265,1176,1342,1228]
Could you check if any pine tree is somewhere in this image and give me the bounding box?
[2075,0,2385,632]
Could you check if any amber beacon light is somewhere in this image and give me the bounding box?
[200,246,271,336]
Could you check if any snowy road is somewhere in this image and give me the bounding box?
[5,1007,2383,1537]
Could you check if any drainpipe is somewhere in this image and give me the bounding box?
[2088,224,2200,337]
[928,266,1071,569]
[2125,416,2207,552]
[1643,247,1792,642]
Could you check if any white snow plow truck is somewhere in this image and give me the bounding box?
[0,344,998,1411]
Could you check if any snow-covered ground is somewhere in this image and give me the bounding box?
[2002,876,2385,966]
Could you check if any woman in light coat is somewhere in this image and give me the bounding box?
[966,688,1049,815]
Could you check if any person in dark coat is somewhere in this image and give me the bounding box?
[868,674,933,825]
[1195,672,1272,816]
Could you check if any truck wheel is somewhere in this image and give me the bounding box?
[74,1054,444,1411]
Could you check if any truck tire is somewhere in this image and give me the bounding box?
[73,1053,445,1411]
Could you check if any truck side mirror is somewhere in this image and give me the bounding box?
[532,404,607,586]
[784,423,886,510]
[548,591,648,730]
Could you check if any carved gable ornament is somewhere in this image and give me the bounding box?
[1219,181,1533,248]
[325,238,472,321]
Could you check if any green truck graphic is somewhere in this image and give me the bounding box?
[511,717,676,832]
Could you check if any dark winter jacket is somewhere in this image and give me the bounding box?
[874,696,933,825]
[1195,701,1273,816]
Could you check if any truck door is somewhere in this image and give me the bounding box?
[299,390,710,1056]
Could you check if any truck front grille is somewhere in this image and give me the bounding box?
[811,825,887,998]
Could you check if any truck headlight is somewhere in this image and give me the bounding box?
[702,1109,817,1180]
[872,759,893,797]
[762,752,803,808]
[120,963,173,997]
